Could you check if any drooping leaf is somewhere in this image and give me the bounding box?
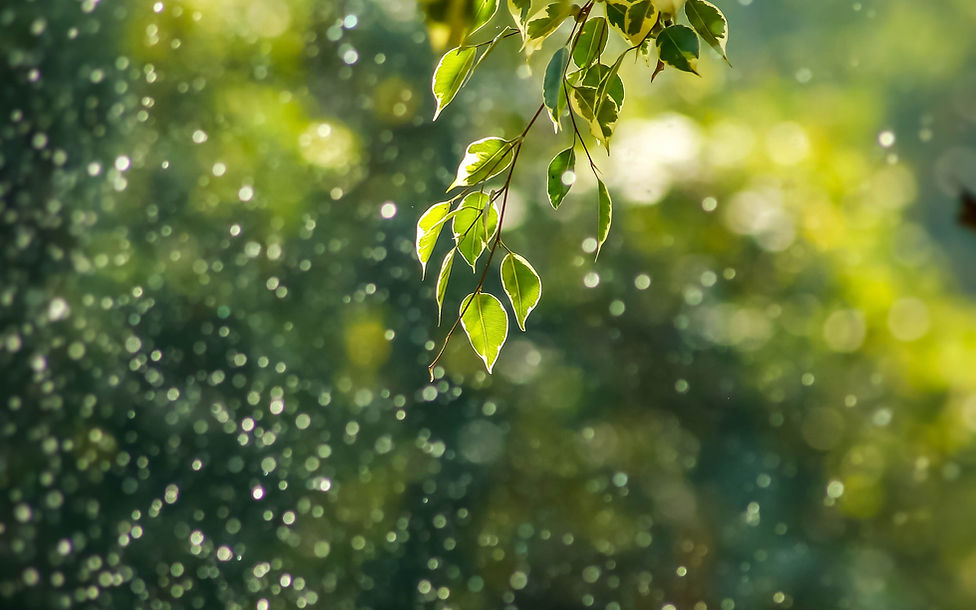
[435,249,455,325]
[522,1,572,55]
[569,85,620,149]
[416,201,453,278]
[459,292,509,373]
[685,0,730,65]
[596,179,612,259]
[500,253,542,331]
[573,17,609,69]
[569,64,624,149]
[543,47,570,131]
[508,0,532,38]
[546,147,575,209]
[471,0,499,36]
[623,1,659,45]
[449,137,515,189]
[431,46,477,120]
[604,1,627,40]
[605,0,658,46]
[452,193,499,269]
[593,53,626,128]
[579,63,624,108]
[656,24,700,75]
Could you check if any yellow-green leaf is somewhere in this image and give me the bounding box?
[431,46,477,120]
[597,179,612,259]
[522,1,572,55]
[569,85,620,149]
[656,24,700,75]
[471,0,499,37]
[685,0,730,65]
[605,0,658,46]
[416,201,453,278]
[449,137,515,190]
[500,253,542,331]
[547,147,575,209]
[452,193,499,269]
[508,0,532,38]
[459,292,509,373]
[435,249,455,325]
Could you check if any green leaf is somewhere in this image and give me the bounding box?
[605,0,658,46]
[594,53,626,128]
[459,292,509,373]
[604,1,627,40]
[449,137,515,189]
[573,17,608,69]
[431,46,477,120]
[579,63,624,108]
[570,64,624,149]
[596,179,612,259]
[685,0,730,65]
[471,0,499,36]
[546,147,575,209]
[569,85,620,149]
[452,193,499,269]
[416,201,453,278]
[543,47,570,132]
[508,0,532,38]
[500,253,542,331]
[522,1,572,55]
[656,24,700,75]
[623,1,659,45]
[435,249,455,325]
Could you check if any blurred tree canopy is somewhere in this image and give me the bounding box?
[3,1,976,610]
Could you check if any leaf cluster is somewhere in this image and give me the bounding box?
[419,0,731,377]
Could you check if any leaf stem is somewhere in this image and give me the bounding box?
[427,104,545,378]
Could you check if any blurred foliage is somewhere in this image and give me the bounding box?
[2,1,976,610]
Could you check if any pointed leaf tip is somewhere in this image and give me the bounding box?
[657,24,701,76]
[416,201,454,278]
[547,147,575,209]
[459,292,509,373]
[596,179,612,260]
[432,46,477,121]
[500,253,542,331]
[450,137,515,190]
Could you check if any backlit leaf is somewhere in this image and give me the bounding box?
[606,0,658,46]
[449,137,515,189]
[573,17,609,69]
[597,179,612,259]
[431,46,477,120]
[452,193,499,269]
[435,249,455,325]
[416,201,453,278]
[459,292,509,373]
[500,253,542,331]
[569,85,620,149]
[685,0,730,65]
[471,0,499,36]
[543,47,571,131]
[547,147,575,209]
[508,0,532,38]
[656,24,700,75]
[522,1,572,55]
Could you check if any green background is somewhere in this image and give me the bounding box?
[3,0,976,608]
